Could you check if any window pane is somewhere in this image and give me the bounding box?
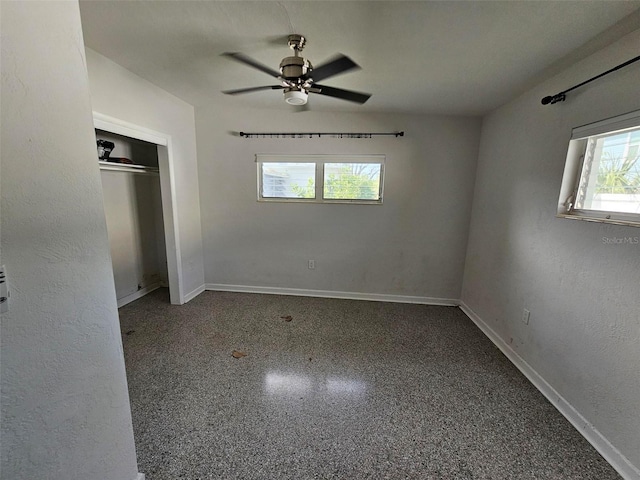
[576,128,640,214]
[261,163,315,198]
[323,163,382,200]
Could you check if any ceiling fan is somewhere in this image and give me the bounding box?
[222,34,371,106]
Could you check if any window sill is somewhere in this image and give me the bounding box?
[556,212,640,228]
[258,198,383,205]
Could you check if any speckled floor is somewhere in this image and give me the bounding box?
[118,289,620,480]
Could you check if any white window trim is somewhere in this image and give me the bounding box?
[557,109,640,228]
[256,154,385,204]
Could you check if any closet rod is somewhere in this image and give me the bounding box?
[99,162,159,175]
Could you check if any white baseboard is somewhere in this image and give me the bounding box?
[117,283,161,308]
[183,284,206,303]
[459,301,640,480]
[135,474,145,480]
[204,283,458,306]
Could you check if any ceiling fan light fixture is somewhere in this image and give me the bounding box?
[284,89,308,105]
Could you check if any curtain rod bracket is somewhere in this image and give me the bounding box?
[541,93,566,105]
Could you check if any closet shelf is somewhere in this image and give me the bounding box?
[99,161,159,175]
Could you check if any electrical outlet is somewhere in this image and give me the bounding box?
[522,308,530,325]
[308,260,315,270]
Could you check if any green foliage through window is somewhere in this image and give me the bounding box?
[596,134,640,194]
[291,178,315,198]
[323,163,380,200]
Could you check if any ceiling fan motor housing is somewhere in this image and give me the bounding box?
[280,56,312,80]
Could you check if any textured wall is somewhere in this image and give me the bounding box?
[85,48,205,300]
[101,170,167,301]
[462,29,640,473]
[196,106,481,300]
[0,2,139,480]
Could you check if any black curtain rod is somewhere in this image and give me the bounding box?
[542,55,640,105]
[239,131,404,138]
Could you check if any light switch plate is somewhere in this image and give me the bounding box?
[0,265,8,314]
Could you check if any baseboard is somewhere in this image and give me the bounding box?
[459,301,640,480]
[183,284,206,303]
[135,474,145,480]
[204,283,458,306]
[117,283,161,308]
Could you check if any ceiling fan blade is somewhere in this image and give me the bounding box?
[222,52,281,78]
[222,85,284,95]
[311,54,360,82]
[312,84,371,104]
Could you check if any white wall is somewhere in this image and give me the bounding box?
[196,106,481,301]
[0,2,139,479]
[85,48,205,300]
[462,29,640,477]
[101,170,167,301]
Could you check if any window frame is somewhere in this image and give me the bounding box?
[256,154,385,204]
[557,109,640,228]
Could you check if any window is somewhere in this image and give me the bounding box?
[557,110,640,227]
[261,163,315,199]
[257,155,385,203]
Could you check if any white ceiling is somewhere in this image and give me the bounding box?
[79,1,640,116]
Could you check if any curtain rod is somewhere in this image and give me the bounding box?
[239,131,404,139]
[541,55,640,105]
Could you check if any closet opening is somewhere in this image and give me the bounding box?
[94,113,184,305]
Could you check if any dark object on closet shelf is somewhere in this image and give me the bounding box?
[96,139,115,159]
[108,157,134,164]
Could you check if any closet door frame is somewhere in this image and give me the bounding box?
[93,112,184,305]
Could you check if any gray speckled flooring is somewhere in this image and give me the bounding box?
[118,289,620,480]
